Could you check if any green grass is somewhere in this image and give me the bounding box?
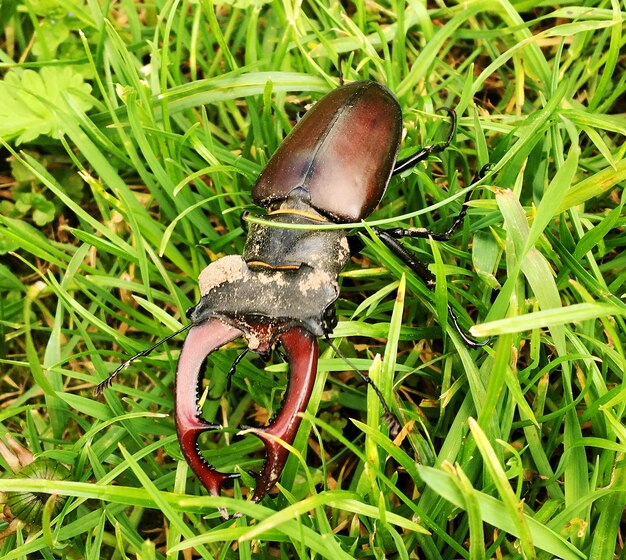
[0,0,625,558]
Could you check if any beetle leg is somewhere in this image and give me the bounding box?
[383,163,493,242]
[324,337,401,436]
[392,107,457,176]
[226,349,249,391]
[175,319,242,498]
[240,327,318,502]
[376,189,473,242]
[373,229,488,348]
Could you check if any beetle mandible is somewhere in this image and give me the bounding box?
[95,80,487,507]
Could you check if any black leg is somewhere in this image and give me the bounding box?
[226,349,249,391]
[223,344,291,392]
[372,228,434,287]
[371,163,493,348]
[337,53,348,86]
[384,163,493,242]
[381,189,472,242]
[392,107,457,176]
[373,228,488,348]
[325,337,401,436]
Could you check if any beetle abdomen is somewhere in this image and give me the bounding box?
[253,81,403,223]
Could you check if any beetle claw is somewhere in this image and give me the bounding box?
[241,328,318,502]
[175,319,242,500]
[176,319,318,506]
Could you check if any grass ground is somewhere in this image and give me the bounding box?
[0,0,625,558]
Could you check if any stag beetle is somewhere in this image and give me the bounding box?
[95,80,487,508]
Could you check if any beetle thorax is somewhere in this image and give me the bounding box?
[188,201,351,340]
[243,200,350,275]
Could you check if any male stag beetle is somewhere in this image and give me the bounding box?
[95,80,487,507]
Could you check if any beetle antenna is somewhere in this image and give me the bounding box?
[325,338,401,436]
[94,324,192,397]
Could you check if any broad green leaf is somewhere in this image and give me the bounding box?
[0,67,94,143]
